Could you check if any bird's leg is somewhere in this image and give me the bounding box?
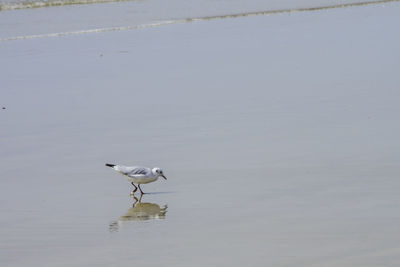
[132,196,139,206]
[138,184,145,195]
[131,182,138,194]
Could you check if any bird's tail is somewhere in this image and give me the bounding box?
[105,163,116,168]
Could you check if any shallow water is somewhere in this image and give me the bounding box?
[1,2,400,266]
[0,0,387,10]
[0,0,398,40]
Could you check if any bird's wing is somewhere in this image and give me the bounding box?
[124,167,151,177]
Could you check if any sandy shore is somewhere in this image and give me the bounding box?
[1,1,400,266]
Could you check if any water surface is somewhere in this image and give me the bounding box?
[0,0,397,40]
[1,2,400,266]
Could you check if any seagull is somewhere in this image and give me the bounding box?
[105,163,167,194]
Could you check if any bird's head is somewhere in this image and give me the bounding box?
[152,167,167,180]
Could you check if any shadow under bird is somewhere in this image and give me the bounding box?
[105,163,167,194]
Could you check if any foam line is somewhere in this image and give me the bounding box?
[1,0,398,42]
[0,0,137,11]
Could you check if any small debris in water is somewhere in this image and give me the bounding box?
[2,107,5,110]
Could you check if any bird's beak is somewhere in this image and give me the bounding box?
[161,175,167,180]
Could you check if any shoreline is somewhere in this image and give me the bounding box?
[1,0,399,41]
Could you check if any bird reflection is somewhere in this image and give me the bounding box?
[109,195,167,232]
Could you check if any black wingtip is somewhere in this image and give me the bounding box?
[105,163,116,168]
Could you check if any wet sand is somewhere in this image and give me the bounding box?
[1,2,400,266]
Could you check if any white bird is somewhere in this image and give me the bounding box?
[106,163,167,195]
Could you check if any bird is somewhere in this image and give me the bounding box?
[105,163,167,195]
